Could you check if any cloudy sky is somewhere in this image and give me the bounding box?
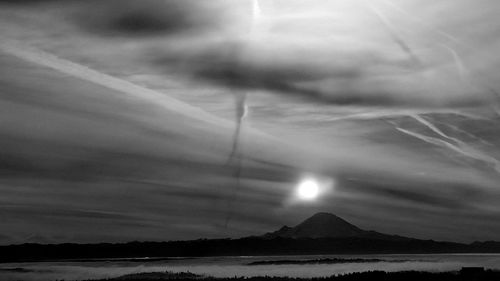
[1,0,500,244]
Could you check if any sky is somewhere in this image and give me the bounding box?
[1,0,500,244]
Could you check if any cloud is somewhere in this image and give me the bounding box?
[74,0,225,37]
[0,0,227,36]
[144,2,499,108]
[0,42,304,242]
[2,0,500,244]
[338,177,476,211]
[4,0,500,107]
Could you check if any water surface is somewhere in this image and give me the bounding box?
[1,254,499,281]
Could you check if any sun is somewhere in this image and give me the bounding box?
[296,179,320,200]
[290,176,334,204]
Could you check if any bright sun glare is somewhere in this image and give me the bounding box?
[297,179,320,200]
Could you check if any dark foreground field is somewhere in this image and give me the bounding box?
[91,270,500,281]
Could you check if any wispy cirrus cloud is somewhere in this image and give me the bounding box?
[1,0,500,244]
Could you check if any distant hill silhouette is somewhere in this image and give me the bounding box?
[2,212,500,262]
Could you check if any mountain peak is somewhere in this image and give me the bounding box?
[307,212,346,221]
[263,212,412,241]
[264,212,364,239]
[293,212,363,238]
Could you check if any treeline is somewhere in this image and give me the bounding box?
[2,237,500,262]
[92,270,500,281]
[247,258,389,265]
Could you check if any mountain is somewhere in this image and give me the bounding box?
[2,213,500,262]
[263,212,410,241]
[264,213,363,238]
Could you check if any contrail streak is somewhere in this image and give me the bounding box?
[227,93,249,163]
[223,92,248,227]
[0,39,233,129]
[0,39,278,154]
[442,123,493,147]
[224,0,260,227]
[364,2,421,66]
[441,44,468,81]
[410,114,455,141]
[397,114,500,173]
[381,0,460,43]
[0,38,284,229]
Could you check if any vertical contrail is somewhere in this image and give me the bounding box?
[253,0,262,19]
[226,92,248,170]
[226,0,260,166]
[227,0,260,160]
[224,0,260,227]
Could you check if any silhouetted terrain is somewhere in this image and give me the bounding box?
[247,258,402,265]
[91,270,500,281]
[2,213,500,262]
[263,213,408,241]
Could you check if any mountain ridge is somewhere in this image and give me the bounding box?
[2,212,500,262]
[263,212,411,241]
